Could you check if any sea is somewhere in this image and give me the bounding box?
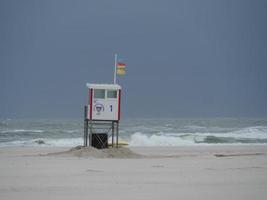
[0,118,267,147]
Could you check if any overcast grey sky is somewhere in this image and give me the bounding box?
[1,0,267,118]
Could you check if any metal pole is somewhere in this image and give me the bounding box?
[86,119,88,147]
[84,106,88,147]
[111,121,114,148]
[116,122,119,148]
[113,53,117,84]
[89,120,92,146]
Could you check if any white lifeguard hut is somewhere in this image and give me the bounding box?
[86,83,122,121]
[83,54,125,148]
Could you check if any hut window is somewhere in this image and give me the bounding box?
[94,89,105,99]
[107,90,117,98]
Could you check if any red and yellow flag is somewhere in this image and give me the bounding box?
[117,62,126,75]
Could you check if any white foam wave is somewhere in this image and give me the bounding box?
[0,138,83,147]
[0,129,45,134]
[45,138,83,147]
[129,132,195,146]
[64,130,80,134]
[128,126,267,146]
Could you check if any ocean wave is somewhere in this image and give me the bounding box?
[0,137,83,147]
[128,126,267,146]
[0,129,45,134]
[129,132,194,146]
[0,120,266,147]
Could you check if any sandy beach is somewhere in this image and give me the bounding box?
[0,145,267,200]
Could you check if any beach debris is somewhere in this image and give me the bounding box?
[214,153,264,157]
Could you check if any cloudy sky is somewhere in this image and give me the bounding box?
[1,0,267,118]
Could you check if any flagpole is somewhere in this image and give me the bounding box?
[114,53,117,84]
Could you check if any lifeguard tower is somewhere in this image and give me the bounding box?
[83,83,122,148]
[83,54,125,149]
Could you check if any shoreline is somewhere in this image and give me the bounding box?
[1,144,267,156]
